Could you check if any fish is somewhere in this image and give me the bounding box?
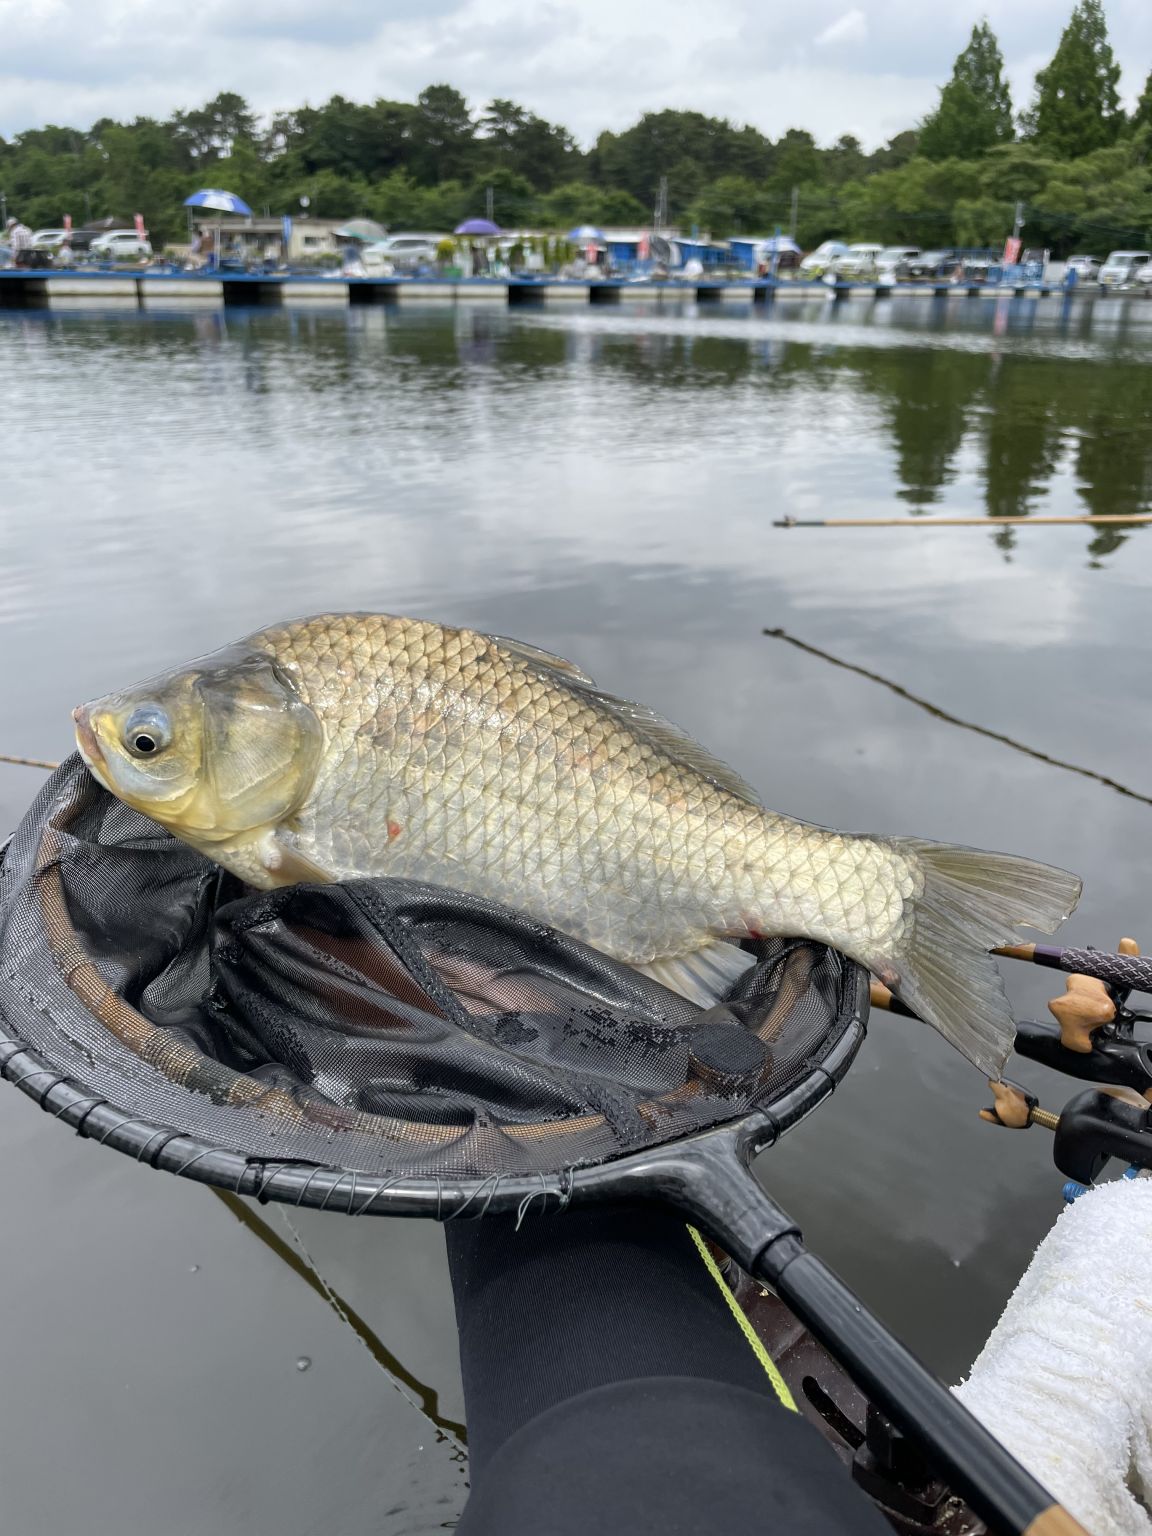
[72,612,1081,1077]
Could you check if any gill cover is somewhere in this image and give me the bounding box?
[190,649,324,838]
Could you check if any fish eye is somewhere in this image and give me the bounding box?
[123,707,172,759]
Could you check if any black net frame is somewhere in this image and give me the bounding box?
[0,759,868,1218]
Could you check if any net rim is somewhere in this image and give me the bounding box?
[0,994,867,1218]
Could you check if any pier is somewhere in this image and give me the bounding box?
[0,270,1144,310]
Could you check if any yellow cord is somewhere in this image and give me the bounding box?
[686,1225,797,1412]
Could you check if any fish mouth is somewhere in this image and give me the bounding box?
[72,705,108,777]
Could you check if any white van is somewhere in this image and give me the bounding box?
[1099,251,1151,287]
[799,241,849,279]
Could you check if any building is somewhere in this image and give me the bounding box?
[175,216,348,262]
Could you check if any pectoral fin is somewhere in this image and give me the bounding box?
[258,829,334,887]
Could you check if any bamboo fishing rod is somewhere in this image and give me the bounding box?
[775,514,1152,528]
[0,753,59,770]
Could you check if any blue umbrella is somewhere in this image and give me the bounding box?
[184,188,253,215]
[568,224,606,241]
[184,189,253,272]
[455,218,500,236]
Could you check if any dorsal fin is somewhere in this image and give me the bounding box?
[485,632,763,808]
[486,634,599,687]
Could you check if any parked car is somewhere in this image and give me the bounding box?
[1136,262,1152,289]
[31,228,70,250]
[905,249,961,280]
[875,246,920,281]
[1099,250,1151,287]
[90,229,152,260]
[1065,255,1102,282]
[362,233,444,273]
[831,243,884,279]
[59,228,99,254]
[798,240,849,279]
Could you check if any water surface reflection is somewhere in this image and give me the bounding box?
[1,296,1150,1531]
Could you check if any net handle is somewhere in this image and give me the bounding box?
[612,1121,1087,1536]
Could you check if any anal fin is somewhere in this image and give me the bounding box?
[633,940,757,1008]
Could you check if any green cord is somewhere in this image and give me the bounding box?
[686,1225,798,1412]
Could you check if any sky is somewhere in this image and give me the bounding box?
[0,0,1147,148]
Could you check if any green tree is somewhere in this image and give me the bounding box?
[278,97,413,182]
[1027,0,1122,157]
[825,134,867,184]
[766,129,821,193]
[537,180,605,226]
[478,99,580,189]
[170,91,258,165]
[2,72,1151,258]
[866,130,920,172]
[838,157,984,244]
[409,85,475,184]
[920,22,1014,160]
[687,175,771,236]
[597,189,648,224]
[1131,69,1152,135]
[591,110,773,217]
[465,167,537,225]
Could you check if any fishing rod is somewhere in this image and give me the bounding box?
[993,940,1152,998]
[874,937,1152,1190]
[775,514,1152,529]
[762,626,1152,809]
[0,753,59,770]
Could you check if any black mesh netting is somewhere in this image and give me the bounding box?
[0,758,862,1181]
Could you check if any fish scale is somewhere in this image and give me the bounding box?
[255,615,907,962]
[258,616,751,958]
[74,610,1082,1075]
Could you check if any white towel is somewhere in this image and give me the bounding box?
[955,1178,1152,1536]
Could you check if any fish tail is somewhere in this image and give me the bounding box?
[862,839,1082,1078]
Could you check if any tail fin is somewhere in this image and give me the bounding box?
[867,840,1081,1078]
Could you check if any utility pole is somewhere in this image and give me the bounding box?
[485,185,494,222]
[1012,200,1024,241]
[789,185,799,240]
[654,175,668,230]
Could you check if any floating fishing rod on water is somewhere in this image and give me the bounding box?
[763,626,1152,809]
[774,514,1152,529]
[0,753,60,771]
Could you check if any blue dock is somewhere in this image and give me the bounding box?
[0,270,1143,310]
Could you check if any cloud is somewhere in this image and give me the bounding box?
[814,8,868,47]
[0,0,1146,148]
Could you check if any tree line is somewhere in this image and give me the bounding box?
[1,0,1149,254]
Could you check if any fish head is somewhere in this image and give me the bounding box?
[73,645,324,845]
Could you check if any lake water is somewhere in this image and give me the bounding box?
[2,293,1151,1532]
